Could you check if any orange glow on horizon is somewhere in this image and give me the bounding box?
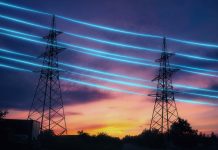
[6,92,218,138]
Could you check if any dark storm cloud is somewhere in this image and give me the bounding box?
[0,70,37,110]
[65,112,83,116]
[62,86,113,105]
[209,84,218,91]
[0,69,112,110]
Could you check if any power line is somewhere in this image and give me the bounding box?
[67,72,218,99]
[0,61,217,107]
[1,30,218,79]
[1,55,218,101]
[1,14,218,63]
[0,26,149,62]
[0,63,32,72]
[0,1,218,48]
[1,47,218,94]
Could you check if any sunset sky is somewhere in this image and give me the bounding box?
[0,0,218,138]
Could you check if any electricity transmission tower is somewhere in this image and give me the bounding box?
[149,37,179,133]
[28,15,67,135]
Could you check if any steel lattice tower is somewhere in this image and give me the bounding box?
[149,37,179,133]
[28,15,67,135]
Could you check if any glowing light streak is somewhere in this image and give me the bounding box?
[176,98,218,106]
[1,55,218,100]
[0,61,218,106]
[1,1,218,48]
[0,48,218,93]
[0,63,31,72]
[61,77,218,106]
[1,31,218,78]
[0,15,218,63]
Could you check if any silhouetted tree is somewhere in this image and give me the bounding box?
[169,117,198,148]
[0,110,8,119]
[123,129,165,148]
[170,118,197,135]
[210,132,216,139]
[140,129,165,148]
[96,132,119,141]
[97,132,109,137]
[210,132,217,145]
[77,130,90,137]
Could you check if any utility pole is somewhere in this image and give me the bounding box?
[149,37,179,133]
[28,15,67,135]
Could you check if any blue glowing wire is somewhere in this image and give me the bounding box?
[179,91,218,99]
[0,2,50,16]
[68,71,218,99]
[61,77,218,106]
[1,25,218,74]
[59,60,218,93]
[176,98,218,106]
[0,55,61,71]
[0,63,32,72]
[61,47,159,68]
[172,64,218,73]
[76,70,218,99]
[60,77,146,96]
[59,62,148,82]
[0,48,218,93]
[173,83,218,93]
[0,31,160,68]
[0,25,151,62]
[2,47,218,95]
[0,27,40,39]
[0,48,36,58]
[62,74,218,106]
[65,32,161,53]
[1,60,217,106]
[176,53,218,62]
[0,27,218,75]
[0,27,218,76]
[1,59,217,106]
[0,55,41,67]
[0,15,218,63]
[68,48,218,78]
[167,38,218,49]
[2,47,218,94]
[1,25,218,76]
[57,15,162,38]
[1,54,218,104]
[1,54,218,100]
[69,72,156,90]
[58,41,150,62]
[1,31,218,79]
[62,32,218,63]
[1,1,218,48]
[0,48,148,82]
[0,54,156,92]
[70,72,218,99]
[0,2,158,38]
[182,70,218,78]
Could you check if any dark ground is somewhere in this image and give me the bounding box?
[0,118,218,150]
[1,131,218,150]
